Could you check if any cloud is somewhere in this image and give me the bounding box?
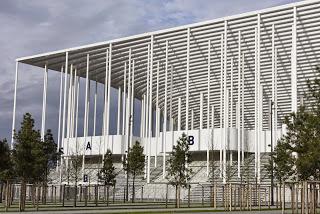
[0,0,300,141]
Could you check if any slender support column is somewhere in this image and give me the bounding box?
[170,65,173,131]
[207,40,211,129]
[61,53,68,149]
[75,77,80,140]
[103,50,109,160]
[155,61,160,167]
[237,101,240,178]
[147,36,154,183]
[191,110,194,130]
[219,33,223,178]
[237,30,241,178]
[255,13,261,181]
[145,46,150,180]
[162,40,168,178]
[185,28,190,131]
[274,48,278,148]
[254,26,258,178]
[140,95,145,137]
[241,54,245,164]
[258,85,263,182]
[57,66,64,153]
[59,53,68,182]
[200,92,203,129]
[178,97,181,131]
[11,62,19,149]
[66,64,73,139]
[83,54,90,175]
[130,59,135,147]
[117,86,122,135]
[223,20,228,183]
[272,24,275,152]
[41,64,48,140]
[122,63,127,135]
[93,81,98,136]
[106,44,112,150]
[258,15,261,182]
[230,59,233,128]
[71,69,77,138]
[291,7,297,113]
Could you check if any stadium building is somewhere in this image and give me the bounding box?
[11,0,320,198]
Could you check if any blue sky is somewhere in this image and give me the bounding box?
[0,0,298,141]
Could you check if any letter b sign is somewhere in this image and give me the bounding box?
[188,135,194,145]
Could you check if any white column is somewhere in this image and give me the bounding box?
[185,28,190,131]
[274,48,278,148]
[200,92,203,129]
[145,45,150,180]
[155,61,160,167]
[11,61,19,149]
[117,86,122,135]
[61,52,68,152]
[93,81,98,136]
[162,40,169,178]
[41,64,48,140]
[66,64,73,139]
[57,65,64,152]
[178,97,181,131]
[272,24,275,151]
[122,62,127,135]
[140,95,145,137]
[291,7,297,113]
[223,20,228,183]
[230,59,233,128]
[75,76,80,139]
[237,31,241,178]
[130,59,135,147]
[83,54,90,174]
[103,49,109,159]
[241,54,245,164]
[254,26,258,177]
[191,109,194,130]
[170,65,174,131]
[147,36,154,183]
[106,44,112,150]
[207,40,211,129]
[236,101,240,178]
[71,68,77,138]
[219,33,224,178]
[258,85,263,182]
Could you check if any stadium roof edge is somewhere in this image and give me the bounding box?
[16,0,315,63]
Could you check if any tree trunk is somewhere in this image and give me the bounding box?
[73,184,77,207]
[36,185,40,211]
[19,180,26,212]
[107,185,110,206]
[132,173,135,203]
[5,180,10,212]
[177,185,181,208]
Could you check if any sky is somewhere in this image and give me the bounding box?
[0,0,299,142]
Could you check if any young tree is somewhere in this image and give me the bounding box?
[98,149,116,206]
[166,133,192,208]
[41,129,61,204]
[267,67,320,182]
[12,113,45,211]
[0,139,14,211]
[266,140,295,183]
[67,154,82,207]
[123,141,144,203]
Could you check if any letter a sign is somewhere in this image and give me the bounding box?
[86,141,92,150]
